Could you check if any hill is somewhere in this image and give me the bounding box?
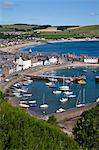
[38,25,99,39]
[0,91,81,150]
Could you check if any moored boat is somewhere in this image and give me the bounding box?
[78,80,86,85]
[56,108,65,113]
[53,90,61,94]
[19,103,30,108]
[59,98,68,103]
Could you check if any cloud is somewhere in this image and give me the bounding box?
[0,0,14,9]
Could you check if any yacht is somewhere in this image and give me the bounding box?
[40,94,48,109]
[76,88,85,108]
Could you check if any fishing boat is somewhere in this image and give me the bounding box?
[59,98,68,103]
[53,90,61,94]
[40,94,48,109]
[76,88,85,108]
[56,108,65,113]
[78,80,86,85]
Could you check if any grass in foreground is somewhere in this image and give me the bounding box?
[0,91,81,150]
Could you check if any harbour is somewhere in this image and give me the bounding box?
[5,66,99,116]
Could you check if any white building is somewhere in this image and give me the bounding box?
[44,60,51,65]
[15,57,32,71]
[84,58,98,64]
[32,61,43,67]
[23,59,32,70]
[49,56,57,64]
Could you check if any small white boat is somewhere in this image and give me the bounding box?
[40,104,48,109]
[20,101,28,104]
[53,90,61,94]
[14,83,21,87]
[40,94,48,109]
[23,80,32,85]
[59,98,68,103]
[48,78,57,82]
[60,86,70,91]
[65,80,71,83]
[13,92,22,98]
[16,88,28,93]
[76,88,85,108]
[45,82,55,88]
[56,108,65,113]
[29,100,36,104]
[76,103,85,108]
[22,93,32,97]
[96,98,99,102]
[29,48,32,53]
[68,95,76,98]
[19,103,30,108]
[45,82,54,86]
[63,91,73,95]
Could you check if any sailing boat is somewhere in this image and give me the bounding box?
[76,88,85,108]
[60,76,69,91]
[40,94,48,109]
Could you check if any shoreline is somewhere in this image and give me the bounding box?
[0,38,99,54]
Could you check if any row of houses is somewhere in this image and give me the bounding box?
[2,56,60,77]
[1,53,99,78]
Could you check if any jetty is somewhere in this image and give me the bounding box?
[26,74,86,82]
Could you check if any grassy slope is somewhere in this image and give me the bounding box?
[39,25,99,39]
[0,94,81,150]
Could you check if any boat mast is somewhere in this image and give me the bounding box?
[83,88,85,104]
[76,89,81,105]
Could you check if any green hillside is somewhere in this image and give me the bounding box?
[38,25,99,39]
[0,91,81,150]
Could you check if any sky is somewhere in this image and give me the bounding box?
[0,0,99,25]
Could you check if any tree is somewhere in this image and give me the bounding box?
[73,104,99,149]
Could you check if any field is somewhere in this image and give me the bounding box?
[38,25,99,39]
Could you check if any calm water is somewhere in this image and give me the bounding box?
[21,41,99,56]
[20,41,99,115]
[20,67,99,115]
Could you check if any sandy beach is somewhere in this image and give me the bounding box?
[0,41,42,54]
[0,38,99,54]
